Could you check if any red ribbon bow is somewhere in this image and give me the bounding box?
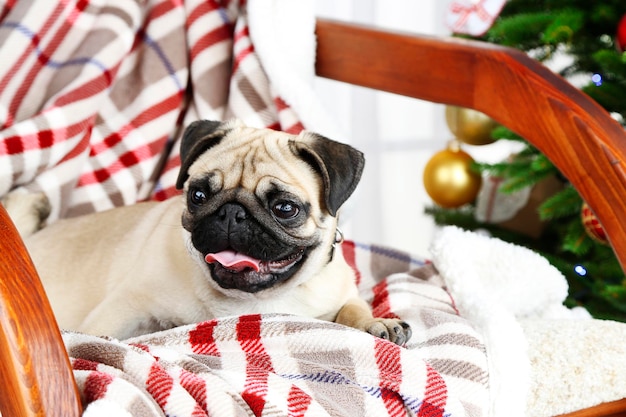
[450,0,492,31]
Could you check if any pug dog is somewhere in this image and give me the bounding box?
[9,119,411,344]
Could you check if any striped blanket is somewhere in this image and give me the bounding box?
[1,1,491,416]
[65,241,490,417]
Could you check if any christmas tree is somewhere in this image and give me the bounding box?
[426,1,626,320]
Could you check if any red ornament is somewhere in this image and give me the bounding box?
[581,203,608,244]
[617,14,626,53]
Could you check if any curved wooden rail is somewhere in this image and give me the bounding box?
[556,398,626,417]
[315,19,626,275]
[0,203,82,417]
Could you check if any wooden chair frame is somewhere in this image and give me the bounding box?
[2,18,626,417]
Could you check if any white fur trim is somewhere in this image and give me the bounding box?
[430,226,593,416]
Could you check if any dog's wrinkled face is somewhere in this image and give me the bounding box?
[176,119,364,296]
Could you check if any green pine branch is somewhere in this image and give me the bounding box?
[539,185,581,221]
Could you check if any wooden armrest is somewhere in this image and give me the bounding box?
[315,18,626,274]
[556,398,626,417]
[0,203,82,417]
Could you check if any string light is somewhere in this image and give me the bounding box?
[591,73,603,86]
[574,264,588,277]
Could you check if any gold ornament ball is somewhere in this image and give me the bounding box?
[423,147,482,208]
[445,105,497,146]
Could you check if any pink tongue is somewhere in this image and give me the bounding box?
[205,250,261,272]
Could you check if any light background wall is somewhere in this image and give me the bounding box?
[313,0,458,256]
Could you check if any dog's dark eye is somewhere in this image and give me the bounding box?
[189,188,207,206]
[272,201,300,219]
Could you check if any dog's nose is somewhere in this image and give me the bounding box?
[218,203,247,224]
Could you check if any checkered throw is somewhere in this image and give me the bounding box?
[0,0,305,219]
[65,241,489,417]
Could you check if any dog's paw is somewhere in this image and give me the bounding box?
[365,318,412,345]
[1,191,51,237]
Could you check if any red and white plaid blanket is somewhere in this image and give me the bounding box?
[65,241,489,417]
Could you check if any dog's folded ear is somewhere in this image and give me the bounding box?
[176,119,242,189]
[292,132,365,217]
